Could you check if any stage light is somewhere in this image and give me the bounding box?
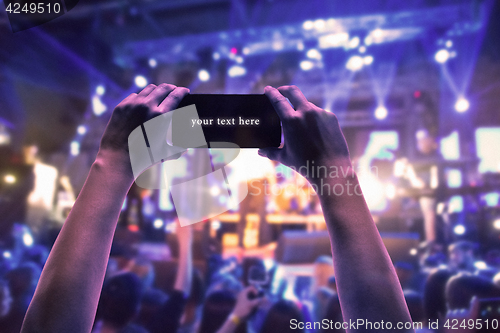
[314,19,325,30]
[134,75,148,88]
[228,65,246,77]
[153,218,164,229]
[346,55,364,71]
[302,20,314,30]
[484,193,499,207]
[318,32,349,48]
[306,49,322,60]
[4,174,15,184]
[211,220,221,230]
[296,41,304,51]
[198,69,210,82]
[242,47,250,55]
[363,55,374,65]
[374,105,388,120]
[348,36,360,48]
[235,56,244,64]
[272,41,284,51]
[474,261,488,270]
[95,85,105,96]
[210,185,220,196]
[300,60,314,71]
[364,35,373,46]
[447,169,462,188]
[70,141,80,156]
[148,58,157,68]
[493,219,500,230]
[92,95,107,116]
[445,40,453,48]
[230,47,238,55]
[212,52,221,60]
[434,49,450,64]
[23,233,34,247]
[3,251,11,259]
[409,248,418,256]
[77,125,87,135]
[359,46,366,53]
[454,97,469,113]
[372,28,383,40]
[453,225,466,235]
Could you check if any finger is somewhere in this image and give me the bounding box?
[264,86,295,120]
[258,147,284,163]
[158,87,190,112]
[469,296,480,317]
[277,85,310,111]
[116,93,137,107]
[145,83,177,106]
[137,84,157,96]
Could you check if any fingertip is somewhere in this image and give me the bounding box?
[257,149,266,157]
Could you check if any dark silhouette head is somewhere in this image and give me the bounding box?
[260,300,305,333]
[97,272,143,329]
[446,273,500,310]
[198,290,237,333]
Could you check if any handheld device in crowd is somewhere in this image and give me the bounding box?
[247,265,268,299]
[175,94,282,149]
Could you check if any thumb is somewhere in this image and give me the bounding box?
[258,147,283,162]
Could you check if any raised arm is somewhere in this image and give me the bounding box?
[21,84,189,333]
[174,223,193,295]
[259,86,413,332]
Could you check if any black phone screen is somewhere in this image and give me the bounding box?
[175,94,282,148]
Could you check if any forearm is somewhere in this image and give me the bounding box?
[174,237,192,295]
[21,149,134,333]
[315,165,412,330]
[216,316,239,333]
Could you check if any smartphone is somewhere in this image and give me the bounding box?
[174,94,282,148]
[247,265,267,299]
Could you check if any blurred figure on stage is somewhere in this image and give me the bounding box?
[394,129,444,242]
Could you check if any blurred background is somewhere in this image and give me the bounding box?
[1,0,500,332]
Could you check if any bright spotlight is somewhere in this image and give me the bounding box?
[23,233,34,247]
[3,251,11,259]
[211,220,221,230]
[148,58,157,68]
[348,36,360,48]
[454,97,469,113]
[434,49,450,64]
[210,186,220,196]
[235,56,244,63]
[358,46,366,53]
[372,28,383,40]
[95,85,105,96]
[363,55,374,65]
[4,174,16,184]
[228,65,246,77]
[153,218,164,229]
[212,52,221,60]
[300,60,314,71]
[474,261,487,270]
[453,224,466,235]
[374,105,388,120]
[445,40,453,48]
[346,55,364,71]
[313,19,325,30]
[198,69,210,82]
[92,96,107,116]
[302,20,314,30]
[306,49,322,60]
[77,125,87,135]
[493,219,500,230]
[134,75,148,88]
[409,248,418,256]
[70,141,80,156]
